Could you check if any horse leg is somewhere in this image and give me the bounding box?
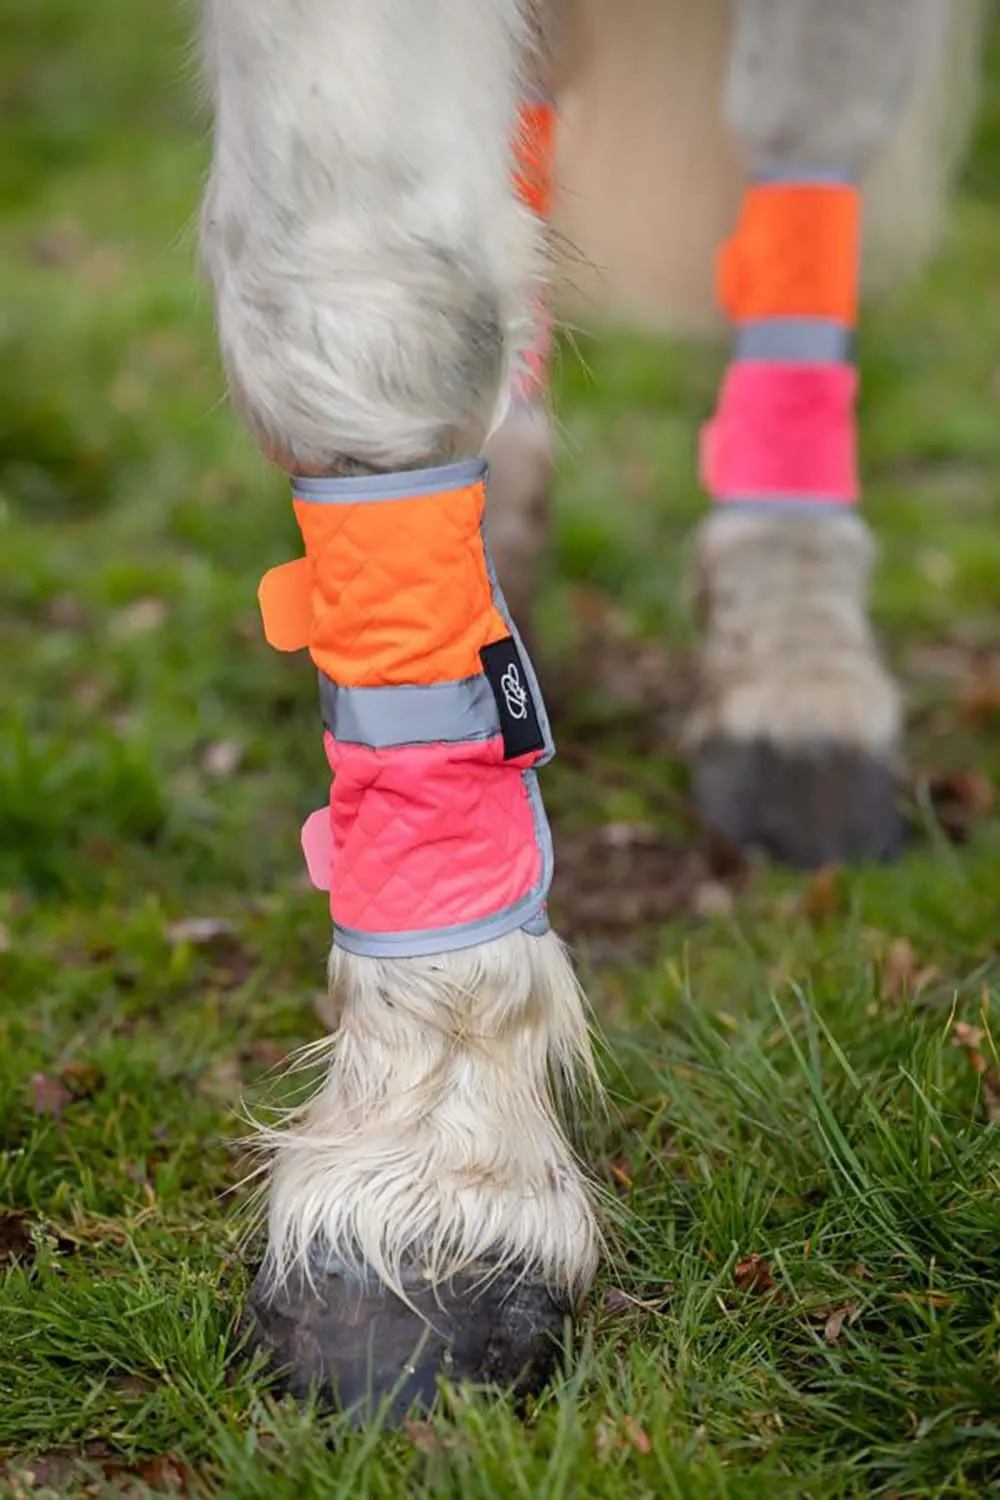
[482,1,563,631]
[199,0,598,1419]
[687,0,947,866]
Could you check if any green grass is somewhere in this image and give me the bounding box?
[2,3,1000,1495]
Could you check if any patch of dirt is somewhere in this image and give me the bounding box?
[550,819,745,967]
[543,611,695,751]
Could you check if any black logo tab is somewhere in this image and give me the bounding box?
[480,636,545,760]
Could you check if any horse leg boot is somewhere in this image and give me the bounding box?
[687,0,946,866]
[482,1,563,632]
[199,0,599,1419]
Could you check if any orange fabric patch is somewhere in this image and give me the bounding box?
[258,557,312,652]
[278,479,508,688]
[513,101,556,218]
[718,183,860,324]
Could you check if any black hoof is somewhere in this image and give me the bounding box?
[240,1257,571,1423]
[692,736,907,868]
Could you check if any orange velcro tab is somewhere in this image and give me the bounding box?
[718,182,860,325]
[294,478,509,688]
[513,101,556,218]
[258,557,313,652]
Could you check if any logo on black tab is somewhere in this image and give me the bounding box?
[481,636,545,759]
[500,662,528,720]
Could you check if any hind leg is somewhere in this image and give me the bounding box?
[688,0,946,866]
[482,1,563,631]
[199,0,598,1420]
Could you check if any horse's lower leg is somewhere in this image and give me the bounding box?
[482,1,562,630]
[199,0,598,1418]
[688,0,946,866]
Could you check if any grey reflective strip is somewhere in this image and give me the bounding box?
[754,166,855,186]
[735,319,853,363]
[334,896,550,958]
[320,674,500,748]
[291,458,486,505]
[332,768,554,958]
[716,495,857,513]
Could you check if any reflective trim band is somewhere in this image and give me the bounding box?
[735,319,852,364]
[292,458,486,505]
[754,166,854,186]
[713,493,857,510]
[320,674,500,748]
[335,893,550,958]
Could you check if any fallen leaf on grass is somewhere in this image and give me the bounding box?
[691,880,735,919]
[402,1421,467,1458]
[606,1158,634,1194]
[595,1415,652,1458]
[621,1417,652,1456]
[166,916,237,947]
[403,1421,444,1456]
[201,739,243,778]
[802,865,843,925]
[59,1061,102,1099]
[878,938,938,1003]
[0,1212,34,1267]
[733,1254,775,1295]
[28,1060,102,1118]
[952,1020,1000,1123]
[926,768,995,843]
[823,1300,860,1345]
[109,598,168,639]
[30,1072,72,1118]
[603,1286,633,1315]
[881,937,917,1000]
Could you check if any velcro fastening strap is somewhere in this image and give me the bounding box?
[301,806,333,891]
[718,182,860,324]
[258,557,312,652]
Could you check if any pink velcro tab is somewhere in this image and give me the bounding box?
[258,557,312,651]
[322,734,544,935]
[701,361,859,502]
[301,806,334,892]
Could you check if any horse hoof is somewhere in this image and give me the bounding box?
[240,1257,571,1423]
[692,736,907,868]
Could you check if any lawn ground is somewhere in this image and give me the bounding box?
[2,3,1000,1495]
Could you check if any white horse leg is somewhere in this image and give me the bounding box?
[199,0,598,1418]
[688,0,947,866]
